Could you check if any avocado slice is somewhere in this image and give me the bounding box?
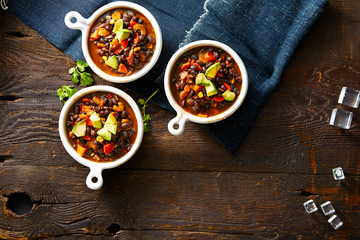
[114,29,131,41]
[105,55,118,69]
[97,128,112,141]
[222,90,236,101]
[89,112,102,129]
[113,19,123,32]
[72,119,86,137]
[104,113,117,135]
[195,73,210,86]
[205,81,218,97]
[205,62,221,79]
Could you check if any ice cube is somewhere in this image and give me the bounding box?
[329,108,353,129]
[328,215,343,230]
[321,201,335,216]
[338,87,360,108]
[303,199,318,214]
[332,167,345,180]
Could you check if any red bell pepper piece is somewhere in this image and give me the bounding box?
[133,33,140,44]
[193,85,204,92]
[180,62,191,71]
[217,72,224,78]
[129,19,137,28]
[82,135,92,141]
[118,63,128,73]
[82,98,91,102]
[223,83,231,91]
[192,63,202,71]
[198,113,208,118]
[107,93,113,99]
[204,52,215,62]
[184,85,191,93]
[103,142,114,155]
[86,116,93,127]
[213,95,224,102]
[119,39,128,48]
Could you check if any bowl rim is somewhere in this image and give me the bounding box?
[164,40,248,124]
[64,1,162,83]
[58,85,144,170]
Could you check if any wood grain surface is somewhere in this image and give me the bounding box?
[1,0,360,239]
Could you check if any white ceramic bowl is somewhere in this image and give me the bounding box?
[164,40,248,135]
[64,1,162,83]
[58,86,144,190]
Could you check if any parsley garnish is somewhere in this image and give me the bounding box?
[138,89,158,132]
[57,85,77,103]
[69,60,94,86]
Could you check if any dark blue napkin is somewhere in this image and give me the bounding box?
[7,0,328,154]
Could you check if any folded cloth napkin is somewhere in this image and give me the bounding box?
[7,0,328,154]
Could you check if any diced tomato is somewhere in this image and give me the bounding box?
[204,52,215,62]
[223,83,231,91]
[179,71,188,80]
[82,98,91,102]
[193,84,203,92]
[86,116,93,127]
[118,63,128,73]
[77,145,87,157]
[82,135,92,141]
[119,39,128,48]
[180,62,191,71]
[198,113,208,118]
[90,28,100,40]
[103,142,114,155]
[184,85,191,93]
[129,19,137,28]
[213,95,224,102]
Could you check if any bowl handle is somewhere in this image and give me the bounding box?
[86,166,104,190]
[64,11,89,31]
[168,113,187,135]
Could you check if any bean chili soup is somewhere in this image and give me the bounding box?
[170,46,242,118]
[88,8,156,76]
[66,92,138,162]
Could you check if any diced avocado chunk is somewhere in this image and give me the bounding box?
[105,55,118,69]
[89,112,102,129]
[222,90,236,101]
[104,113,117,135]
[205,81,218,97]
[114,29,131,41]
[113,19,123,32]
[97,128,112,141]
[195,73,210,86]
[72,119,86,137]
[205,62,221,78]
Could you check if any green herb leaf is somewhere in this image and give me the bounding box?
[57,85,77,103]
[138,89,158,132]
[69,60,94,87]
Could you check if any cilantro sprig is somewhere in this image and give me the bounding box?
[69,60,94,86]
[138,89,158,132]
[57,85,77,103]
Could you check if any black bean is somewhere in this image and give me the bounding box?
[128,11,135,17]
[66,121,72,128]
[138,19,144,24]
[147,36,155,44]
[100,18,106,23]
[126,145,132,152]
[121,110,128,118]
[132,16,139,22]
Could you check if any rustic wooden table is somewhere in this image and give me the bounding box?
[0,1,359,239]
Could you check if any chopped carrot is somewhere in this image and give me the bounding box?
[198,113,208,118]
[114,48,121,55]
[184,85,191,93]
[204,52,215,62]
[81,105,93,113]
[180,62,191,71]
[90,28,100,40]
[97,43,105,48]
[77,145,87,157]
[199,51,208,63]
[213,95,224,102]
[193,84,203,92]
[103,142,114,155]
[98,28,110,37]
[118,63,128,73]
[223,83,231,91]
[82,135,92,141]
[179,71,188,80]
